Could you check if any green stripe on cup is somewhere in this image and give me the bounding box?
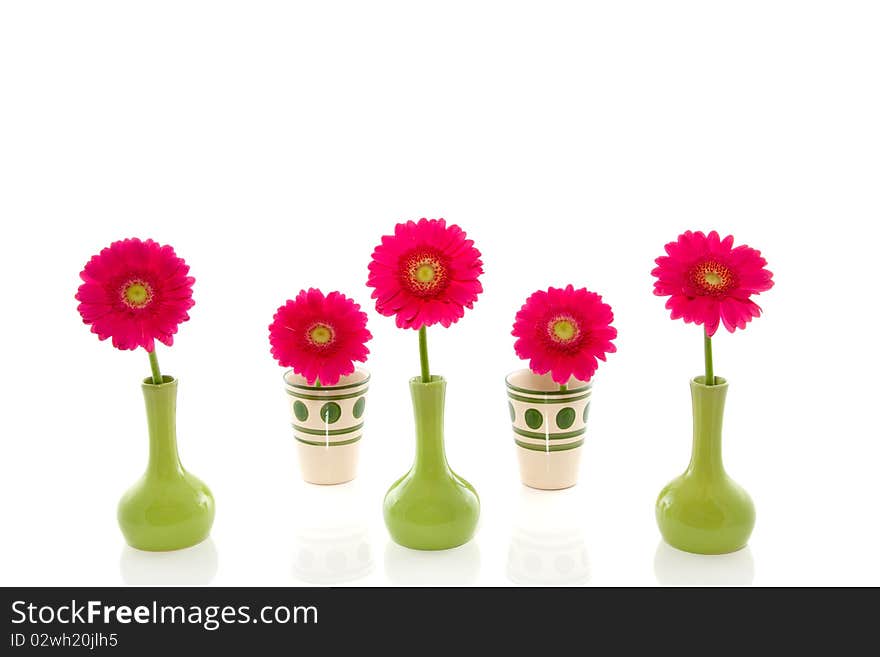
[285,389,367,401]
[515,438,584,452]
[295,435,362,447]
[512,426,585,441]
[292,422,364,436]
[505,382,590,396]
[507,391,592,404]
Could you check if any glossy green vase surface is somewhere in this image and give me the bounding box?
[118,376,215,552]
[383,376,480,551]
[656,376,754,555]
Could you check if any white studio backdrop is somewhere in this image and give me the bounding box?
[1,1,878,586]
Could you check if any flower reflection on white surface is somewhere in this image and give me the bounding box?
[507,486,590,586]
[384,540,481,586]
[291,480,373,585]
[120,538,218,585]
[653,541,755,586]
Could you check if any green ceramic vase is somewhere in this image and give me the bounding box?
[118,376,215,551]
[656,376,755,555]
[383,376,480,550]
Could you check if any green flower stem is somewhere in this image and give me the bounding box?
[419,326,431,383]
[559,385,567,392]
[704,328,715,386]
[148,349,162,385]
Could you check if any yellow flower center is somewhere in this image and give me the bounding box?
[547,315,580,345]
[415,264,436,283]
[402,249,449,297]
[120,280,153,308]
[309,324,333,345]
[691,260,735,295]
[552,319,576,341]
[703,270,723,287]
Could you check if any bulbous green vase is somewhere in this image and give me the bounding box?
[118,376,215,551]
[656,376,754,555]
[383,376,480,551]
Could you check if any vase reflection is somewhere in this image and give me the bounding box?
[653,541,755,585]
[120,537,218,585]
[291,480,373,585]
[507,486,590,586]
[293,527,372,585]
[384,540,481,586]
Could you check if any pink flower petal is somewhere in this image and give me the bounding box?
[75,238,195,352]
[366,218,483,330]
[268,289,371,386]
[512,285,616,384]
[651,230,773,334]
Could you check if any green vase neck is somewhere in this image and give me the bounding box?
[142,376,184,479]
[687,376,728,478]
[409,376,452,478]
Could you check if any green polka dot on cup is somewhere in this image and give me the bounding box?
[524,408,543,430]
[556,407,575,430]
[353,397,366,419]
[293,401,309,422]
[320,402,341,424]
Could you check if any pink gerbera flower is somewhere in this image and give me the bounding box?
[652,230,774,336]
[512,285,617,385]
[366,218,483,330]
[269,288,372,386]
[76,238,195,352]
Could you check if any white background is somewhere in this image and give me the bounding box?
[1,1,878,587]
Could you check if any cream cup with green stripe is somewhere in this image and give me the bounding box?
[506,369,591,490]
[284,368,369,485]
